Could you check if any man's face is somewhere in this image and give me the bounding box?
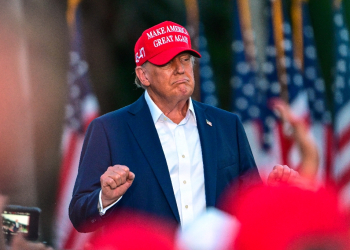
[142,52,195,103]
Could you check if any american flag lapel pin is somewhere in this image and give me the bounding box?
[206,119,212,127]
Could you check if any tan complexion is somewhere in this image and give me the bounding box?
[135,52,195,124]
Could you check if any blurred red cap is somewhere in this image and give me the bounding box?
[230,185,349,250]
[84,211,176,250]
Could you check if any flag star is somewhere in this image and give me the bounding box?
[304,26,314,38]
[305,45,316,59]
[230,76,243,88]
[236,97,248,110]
[200,65,213,78]
[262,62,274,74]
[248,106,260,118]
[70,85,80,99]
[232,40,244,53]
[70,51,80,65]
[308,89,315,101]
[338,44,348,56]
[334,14,343,27]
[283,23,292,34]
[337,60,347,72]
[237,62,250,75]
[283,39,292,52]
[293,75,303,86]
[200,51,210,64]
[205,96,218,107]
[340,28,349,41]
[203,80,215,93]
[336,76,345,88]
[243,83,255,96]
[266,46,276,57]
[199,36,208,47]
[271,82,281,94]
[314,100,325,112]
[306,67,316,80]
[323,112,332,124]
[315,79,325,92]
[284,56,292,68]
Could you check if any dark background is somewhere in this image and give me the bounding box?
[80,0,337,114]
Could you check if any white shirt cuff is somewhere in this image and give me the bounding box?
[98,190,122,216]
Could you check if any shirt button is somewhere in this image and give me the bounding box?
[183,180,186,184]
[163,117,167,121]
[185,205,188,209]
[182,155,185,158]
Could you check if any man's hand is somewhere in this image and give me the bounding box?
[100,165,135,208]
[267,165,299,186]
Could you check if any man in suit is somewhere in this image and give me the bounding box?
[69,21,299,232]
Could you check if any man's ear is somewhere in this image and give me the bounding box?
[135,66,150,87]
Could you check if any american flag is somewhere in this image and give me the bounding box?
[332,1,350,208]
[259,0,283,154]
[198,22,219,107]
[54,1,99,249]
[232,0,318,180]
[279,0,310,170]
[231,0,267,177]
[252,0,300,180]
[298,0,333,183]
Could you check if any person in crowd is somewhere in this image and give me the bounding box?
[230,184,350,250]
[271,99,319,180]
[69,21,300,233]
[84,211,175,250]
[0,194,53,250]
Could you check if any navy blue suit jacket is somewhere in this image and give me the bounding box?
[69,94,260,232]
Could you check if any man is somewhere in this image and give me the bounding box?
[69,21,298,232]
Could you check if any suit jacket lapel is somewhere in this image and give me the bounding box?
[193,101,218,207]
[127,94,180,223]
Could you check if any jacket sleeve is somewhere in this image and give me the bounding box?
[235,117,262,188]
[68,118,119,232]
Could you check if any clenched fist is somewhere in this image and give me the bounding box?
[100,165,135,208]
[267,164,299,186]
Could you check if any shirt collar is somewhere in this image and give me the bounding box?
[144,90,196,124]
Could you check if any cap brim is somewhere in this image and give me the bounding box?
[148,47,201,66]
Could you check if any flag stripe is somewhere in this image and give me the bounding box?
[325,125,335,181]
[291,0,304,70]
[337,163,350,190]
[54,2,99,248]
[338,126,350,151]
[57,131,79,201]
[63,226,79,250]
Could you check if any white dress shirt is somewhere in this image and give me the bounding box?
[99,91,206,227]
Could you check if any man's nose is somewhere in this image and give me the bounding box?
[173,58,185,74]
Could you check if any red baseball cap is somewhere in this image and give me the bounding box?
[134,21,201,66]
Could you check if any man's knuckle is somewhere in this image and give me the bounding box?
[115,174,122,181]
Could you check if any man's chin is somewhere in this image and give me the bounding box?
[175,84,193,97]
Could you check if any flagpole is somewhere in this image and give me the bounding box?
[184,0,201,101]
[237,0,257,70]
[271,0,289,103]
[334,0,342,8]
[291,0,304,71]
